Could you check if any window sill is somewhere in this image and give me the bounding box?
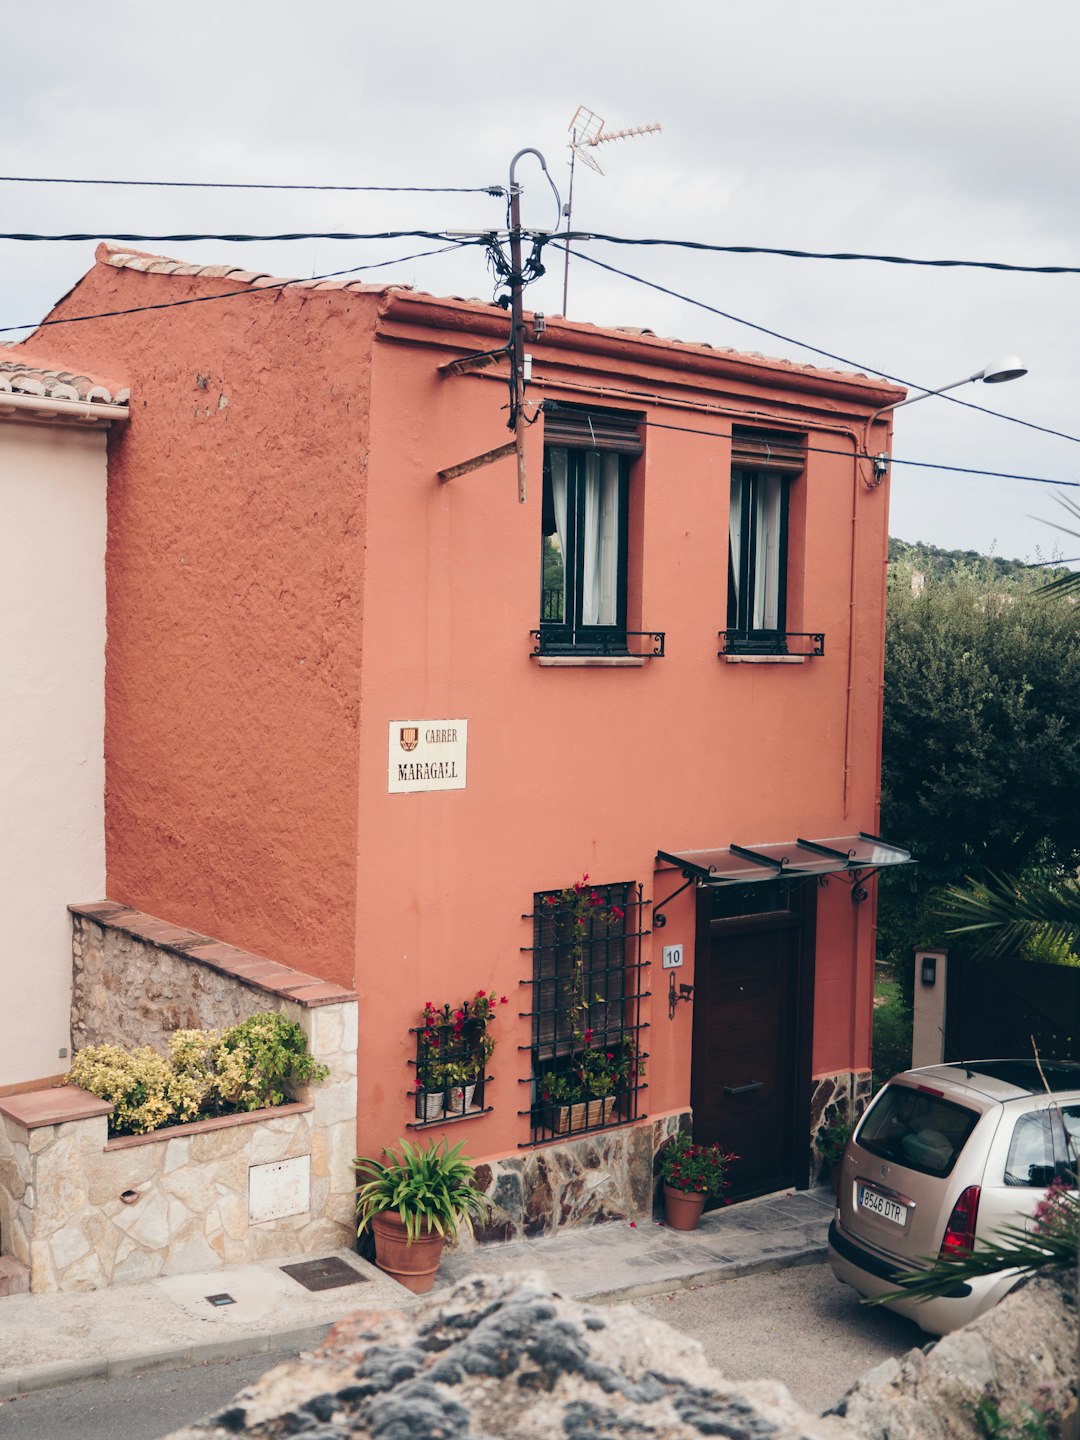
[537,655,647,668]
[724,654,806,665]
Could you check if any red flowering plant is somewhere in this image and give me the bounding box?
[417,989,508,1091]
[659,1132,739,1197]
[542,873,626,1047]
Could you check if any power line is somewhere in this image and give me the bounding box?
[3,213,1077,277]
[563,245,1080,449]
[591,411,1080,488]
[0,174,505,196]
[0,229,477,244]
[0,241,481,336]
[564,230,1080,277]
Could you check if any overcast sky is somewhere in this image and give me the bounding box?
[5,0,1079,562]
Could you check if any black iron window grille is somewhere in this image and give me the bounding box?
[407,999,495,1128]
[519,879,650,1146]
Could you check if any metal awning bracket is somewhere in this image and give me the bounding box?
[651,868,699,929]
[729,843,787,872]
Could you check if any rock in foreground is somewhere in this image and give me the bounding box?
[164,1270,828,1438]
[162,1268,1077,1440]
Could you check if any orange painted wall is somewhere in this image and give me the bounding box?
[24,260,383,986]
[348,297,897,1162]
[29,259,898,1164]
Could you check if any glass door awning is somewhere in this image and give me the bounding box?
[653,832,913,925]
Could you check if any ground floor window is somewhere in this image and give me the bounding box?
[522,877,648,1144]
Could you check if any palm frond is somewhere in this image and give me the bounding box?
[866,1194,1078,1307]
[937,871,1080,957]
[1034,493,1080,596]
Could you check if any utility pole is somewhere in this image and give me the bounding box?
[507,149,534,504]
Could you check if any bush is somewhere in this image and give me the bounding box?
[872,994,912,1093]
[67,1045,176,1136]
[68,1012,328,1136]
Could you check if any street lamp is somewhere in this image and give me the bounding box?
[865,355,1028,487]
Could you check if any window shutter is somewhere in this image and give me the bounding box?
[731,426,804,475]
[543,401,644,456]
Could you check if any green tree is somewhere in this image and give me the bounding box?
[879,559,1080,984]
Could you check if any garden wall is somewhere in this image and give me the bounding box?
[0,902,358,1293]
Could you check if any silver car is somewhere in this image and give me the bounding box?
[827,1059,1080,1335]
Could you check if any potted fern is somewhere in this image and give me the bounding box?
[355,1137,491,1293]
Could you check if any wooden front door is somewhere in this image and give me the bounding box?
[689,882,815,1200]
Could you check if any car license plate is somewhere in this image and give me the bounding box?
[858,1185,906,1227]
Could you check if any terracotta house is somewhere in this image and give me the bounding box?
[8,242,911,1232]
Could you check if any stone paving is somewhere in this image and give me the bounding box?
[0,1187,835,1399]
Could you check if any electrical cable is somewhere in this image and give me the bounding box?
[560,230,1080,277]
[534,405,1079,488]
[3,214,1077,276]
[0,174,506,196]
[0,240,483,336]
[560,244,1080,449]
[0,228,483,243]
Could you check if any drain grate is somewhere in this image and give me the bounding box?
[281,1256,370,1292]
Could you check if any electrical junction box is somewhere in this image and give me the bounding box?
[662,945,684,970]
[248,1156,311,1224]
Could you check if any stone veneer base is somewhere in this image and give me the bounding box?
[0,902,359,1294]
[460,1112,691,1247]
[808,1068,873,1185]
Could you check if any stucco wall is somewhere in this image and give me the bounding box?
[0,421,106,1087]
[32,257,899,1181]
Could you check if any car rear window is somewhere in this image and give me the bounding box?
[857,1084,980,1177]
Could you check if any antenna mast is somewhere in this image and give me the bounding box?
[561,107,661,316]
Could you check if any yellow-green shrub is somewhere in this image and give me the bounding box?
[68,1012,328,1136]
[67,1045,175,1135]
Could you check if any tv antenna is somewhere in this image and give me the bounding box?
[562,106,661,315]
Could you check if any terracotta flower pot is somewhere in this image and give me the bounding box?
[663,1183,707,1231]
[370,1209,446,1293]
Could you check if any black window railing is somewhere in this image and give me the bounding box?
[531,629,665,658]
[406,1000,494,1128]
[719,629,824,658]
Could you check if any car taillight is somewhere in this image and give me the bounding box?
[940,1185,981,1258]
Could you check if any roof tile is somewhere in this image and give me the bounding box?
[0,357,127,408]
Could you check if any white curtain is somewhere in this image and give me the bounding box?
[751,473,782,629]
[582,452,619,626]
[549,447,569,620]
[728,476,743,618]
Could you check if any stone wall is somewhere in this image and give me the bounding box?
[70,902,352,1053]
[0,901,359,1292]
[463,1113,688,1246]
[0,1094,353,1291]
[809,1068,873,1184]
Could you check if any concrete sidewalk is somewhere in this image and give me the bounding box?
[0,1187,835,1400]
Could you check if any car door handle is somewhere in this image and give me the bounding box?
[723,1081,763,1097]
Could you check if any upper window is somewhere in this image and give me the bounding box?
[728,468,789,649]
[539,404,641,655]
[725,428,806,657]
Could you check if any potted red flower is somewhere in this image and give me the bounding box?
[658,1132,738,1231]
